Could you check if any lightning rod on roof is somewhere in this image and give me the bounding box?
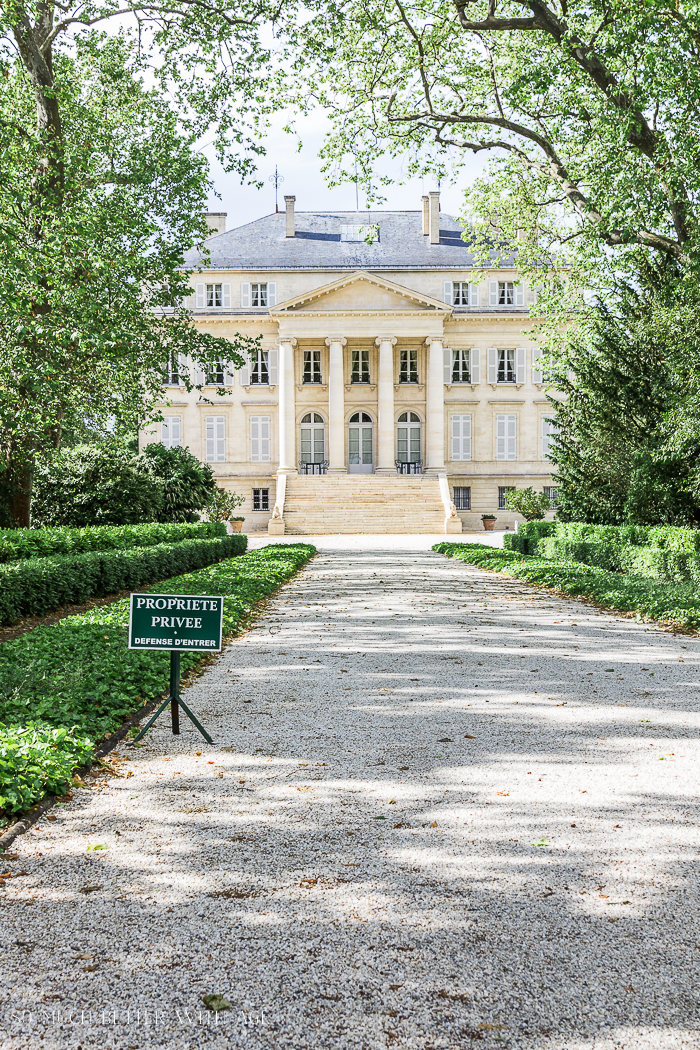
[269,166,284,213]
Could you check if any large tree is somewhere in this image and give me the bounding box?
[1,1,284,525]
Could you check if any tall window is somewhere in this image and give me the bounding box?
[253,488,270,511]
[351,350,370,383]
[543,486,559,508]
[396,412,421,463]
[303,350,322,384]
[542,417,558,460]
[205,361,225,386]
[498,281,515,306]
[250,416,271,462]
[250,350,269,385]
[497,348,516,383]
[399,349,418,383]
[161,417,181,449]
[206,284,222,308]
[205,416,225,462]
[251,283,267,307]
[451,349,471,383]
[164,352,182,386]
[496,414,517,460]
[453,487,471,510]
[498,485,516,510]
[451,415,472,461]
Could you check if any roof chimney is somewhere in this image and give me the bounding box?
[429,191,440,244]
[205,212,227,236]
[421,195,430,236]
[285,195,296,238]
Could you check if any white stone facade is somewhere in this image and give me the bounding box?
[141,197,556,533]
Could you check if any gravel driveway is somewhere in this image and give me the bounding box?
[2,537,699,1050]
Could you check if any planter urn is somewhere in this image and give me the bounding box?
[482,517,497,532]
[230,520,244,533]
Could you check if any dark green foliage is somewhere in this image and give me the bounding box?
[0,533,247,626]
[503,521,556,555]
[139,444,217,523]
[546,262,700,526]
[0,543,315,814]
[31,442,217,527]
[434,542,700,630]
[0,521,225,563]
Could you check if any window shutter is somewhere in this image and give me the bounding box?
[222,283,231,308]
[171,417,181,447]
[240,282,251,308]
[469,283,479,307]
[532,348,543,385]
[463,414,472,460]
[443,281,453,305]
[196,283,205,308]
[260,415,271,461]
[489,280,499,306]
[239,360,250,386]
[205,416,225,461]
[470,347,481,384]
[496,414,506,460]
[451,415,461,460]
[267,347,278,385]
[250,416,260,461]
[443,346,452,384]
[192,363,205,388]
[507,414,517,459]
[487,347,498,384]
[267,282,277,307]
[177,353,188,385]
[223,360,236,386]
[542,417,557,459]
[516,346,526,384]
[451,414,471,461]
[515,284,525,307]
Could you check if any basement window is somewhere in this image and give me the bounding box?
[253,488,270,512]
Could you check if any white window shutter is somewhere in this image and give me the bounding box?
[171,417,181,446]
[487,347,498,384]
[223,359,236,386]
[542,417,557,459]
[241,282,251,308]
[267,347,278,385]
[192,363,205,388]
[463,414,472,459]
[451,416,461,460]
[532,348,543,385]
[516,347,526,384]
[222,283,231,308]
[515,284,525,307]
[496,414,506,460]
[177,353,188,385]
[443,346,452,384]
[239,360,250,386]
[507,414,517,459]
[196,283,205,308]
[469,283,479,307]
[250,416,260,461]
[267,282,277,307]
[443,280,453,305]
[489,280,499,306]
[216,417,225,460]
[451,414,471,461]
[260,415,271,461]
[470,347,481,384]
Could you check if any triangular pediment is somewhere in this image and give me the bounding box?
[270,271,451,314]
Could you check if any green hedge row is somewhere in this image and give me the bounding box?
[0,543,315,814]
[434,541,700,631]
[0,521,227,563]
[0,533,247,627]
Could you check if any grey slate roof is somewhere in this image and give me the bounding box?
[185,210,510,272]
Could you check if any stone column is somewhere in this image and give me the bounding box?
[277,337,297,473]
[325,336,347,473]
[375,336,397,474]
[425,335,445,473]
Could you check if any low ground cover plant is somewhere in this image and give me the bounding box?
[0,521,226,563]
[0,533,246,626]
[434,541,700,631]
[0,543,315,815]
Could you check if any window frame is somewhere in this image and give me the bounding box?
[250,415,271,463]
[160,416,181,450]
[303,350,323,384]
[496,413,517,461]
[452,486,471,510]
[498,485,516,510]
[451,414,472,461]
[252,487,270,512]
[204,416,226,462]
[399,348,419,384]
[250,350,269,385]
[351,349,371,384]
[451,349,471,384]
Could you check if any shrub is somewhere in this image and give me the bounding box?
[203,487,246,523]
[0,533,247,626]
[140,443,217,523]
[0,543,315,814]
[503,487,552,521]
[0,521,226,563]
[503,520,556,555]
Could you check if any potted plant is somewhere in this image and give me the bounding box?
[204,487,246,532]
[481,514,497,531]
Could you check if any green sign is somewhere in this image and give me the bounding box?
[128,593,223,651]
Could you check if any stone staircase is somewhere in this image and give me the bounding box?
[280,474,450,534]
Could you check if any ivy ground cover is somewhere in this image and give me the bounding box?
[433,542,700,632]
[0,543,315,815]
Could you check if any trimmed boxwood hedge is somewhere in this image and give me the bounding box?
[0,543,315,814]
[434,541,700,631]
[0,521,226,563]
[0,533,247,626]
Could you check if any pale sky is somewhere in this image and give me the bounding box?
[203,110,488,230]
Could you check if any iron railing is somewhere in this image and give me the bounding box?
[299,460,328,475]
[395,460,423,475]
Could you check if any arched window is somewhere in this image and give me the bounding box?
[348,413,373,472]
[349,411,373,423]
[396,412,421,464]
[397,412,421,423]
[301,412,325,424]
[300,413,325,467]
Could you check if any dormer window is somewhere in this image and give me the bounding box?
[207,284,222,307]
[251,283,267,306]
[340,224,380,243]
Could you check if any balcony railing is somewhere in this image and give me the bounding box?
[299,460,328,475]
[395,460,423,475]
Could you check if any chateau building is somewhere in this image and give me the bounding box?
[142,193,556,534]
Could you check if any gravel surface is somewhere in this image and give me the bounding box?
[1,536,699,1050]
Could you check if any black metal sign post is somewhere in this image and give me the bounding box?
[128,593,224,745]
